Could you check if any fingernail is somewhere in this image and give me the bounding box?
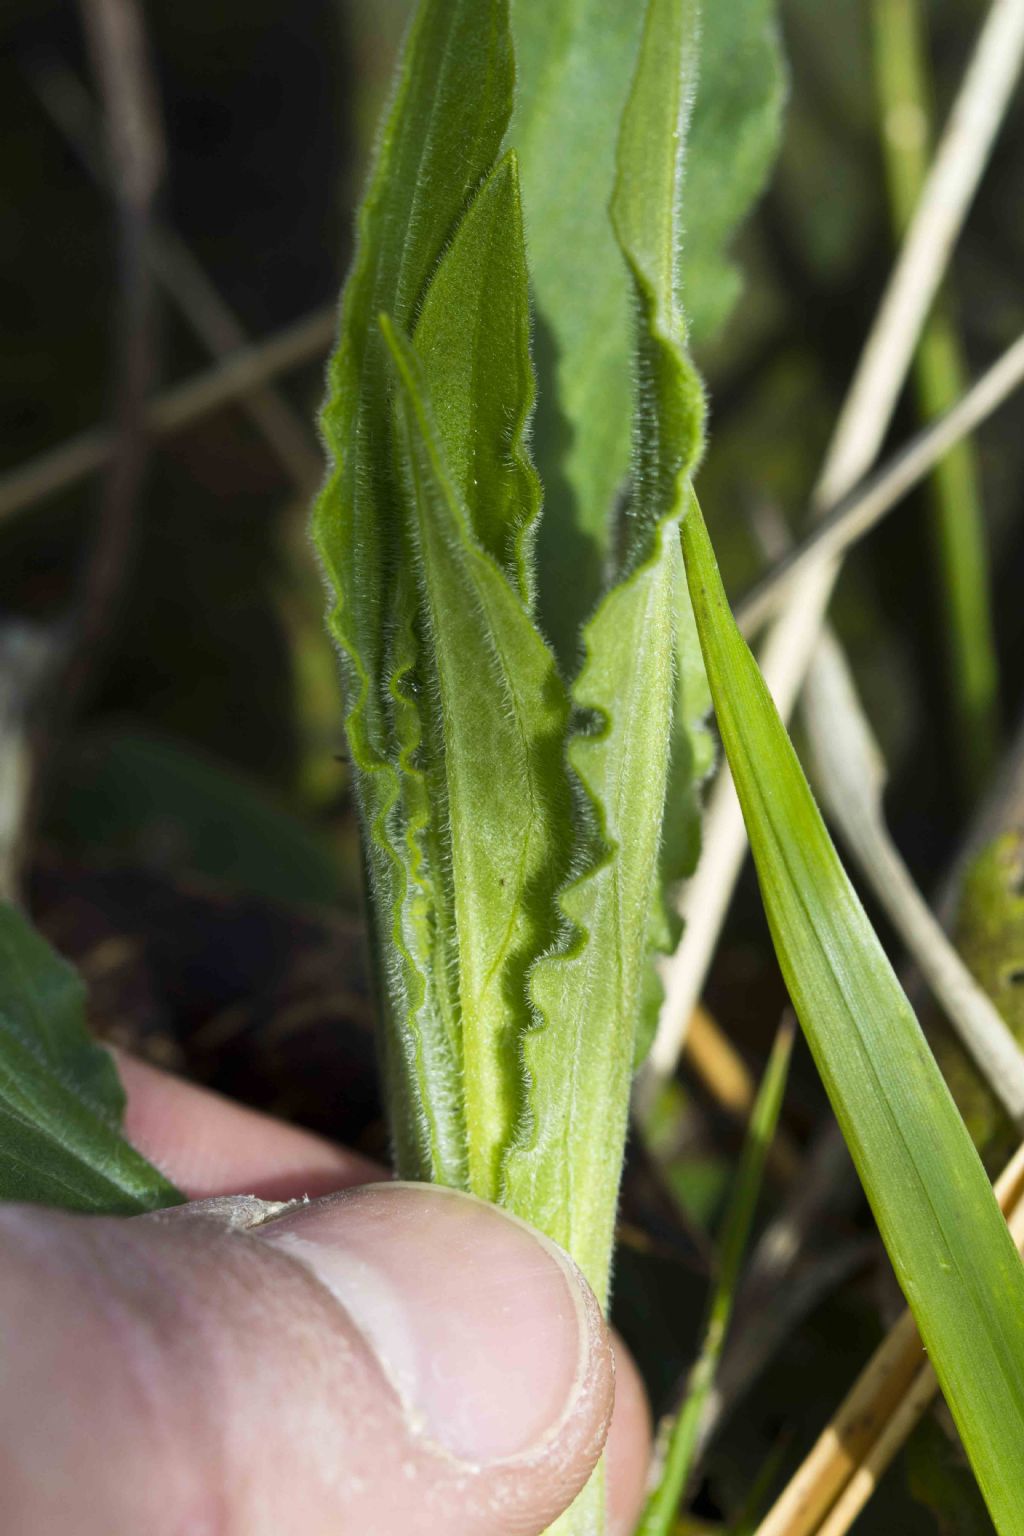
[255,1182,608,1465]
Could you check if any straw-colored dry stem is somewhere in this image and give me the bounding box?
[754,1139,1024,1536]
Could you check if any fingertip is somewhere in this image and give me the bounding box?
[114,1050,381,1200]
[2,1178,617,1535]
[258,1183,616,1496]
[606,1332,654,1536]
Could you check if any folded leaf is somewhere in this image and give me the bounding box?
[680,0,786,342]
[503,0,707,1309]
[0,902,181,1215]
[413,151,542,603]
[512,0,784,666]
[680,488,1024,1534]
[509,0,648,664]
[383,312,574,1201]
[313,0,515,1183]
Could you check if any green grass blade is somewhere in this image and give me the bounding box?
[639,1017,795,1536]
[381,313,574,1203]
[0,903,181,1214]
[871,0,1000,793]
[313,0,515,1182]
[679,488,1024,1532]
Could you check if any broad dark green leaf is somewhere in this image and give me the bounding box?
[313,0,515,1184]
[382,308,574,1202]
[0,902,181,1215]
[503,0,707,1310]
[680,488,1024,1534]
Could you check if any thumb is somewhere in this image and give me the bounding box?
[0,1183,614,1536]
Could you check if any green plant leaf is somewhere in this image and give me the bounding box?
[509,0,648,666]
[0,902,181,1215]
[313,0,515,1184]
[502,0,707,1310]
[680,0,787,342]
[635,552,714,1069]
[413,151,542,603]
[679,488,1024,1534]
[382,306,574,1202]
[511,0,784,667]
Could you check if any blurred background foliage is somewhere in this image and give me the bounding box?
[1,0,1023,1529]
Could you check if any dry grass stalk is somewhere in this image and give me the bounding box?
[754,1138,1024,1536]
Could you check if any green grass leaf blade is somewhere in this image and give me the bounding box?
[381,314,574,1203]
[0,903,181,1215]
[313,0,515,1183]
[638,1017,795,1536]
[679,489,1024,1533]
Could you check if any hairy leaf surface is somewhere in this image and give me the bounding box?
[413,151,542,603]
[503,0,706,1308]
[511,0,784,666]
[0,903,181,1214]
[383,313,573,1201]
[509,0,648,664]
[313,0,515,1183]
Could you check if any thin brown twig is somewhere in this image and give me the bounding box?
[69,0,164,701]
[0,307,337,524]
[1,0,165,900]
[24,57,322,494]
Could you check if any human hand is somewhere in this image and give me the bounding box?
[0,1056,651,1535]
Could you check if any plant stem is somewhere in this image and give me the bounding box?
[638,1018,795,1536]
[872,0,1001,793]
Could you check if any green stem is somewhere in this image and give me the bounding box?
[871,0,1001,794]
[637,1017,795,1535]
